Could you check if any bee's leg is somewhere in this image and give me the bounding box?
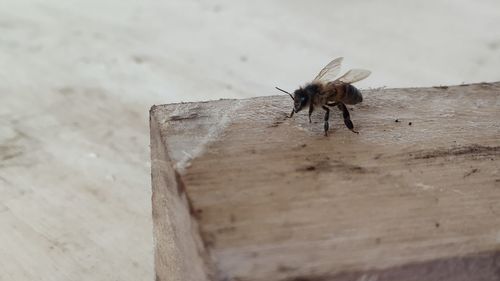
[337,103,359,134]
[322,106,330,136]
[308,103,314,123]
[287,108,294,118]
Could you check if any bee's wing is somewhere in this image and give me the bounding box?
[336,69,371,84]
[313,57,343,82]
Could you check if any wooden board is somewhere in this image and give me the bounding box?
[150,82,500,281]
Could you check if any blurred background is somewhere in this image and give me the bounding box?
[0,0,499,280]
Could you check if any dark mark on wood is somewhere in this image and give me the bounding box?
[433,85,449,89]
[305,166,316,171]
[464,168,479,178]
[169,113,200,121]
[269,120,284,128]
[298,160,370,174]
[413,145,500,160]
[174,170,186,196]
[278,265,296,272]
[174,170,200,220]
[195,208,203,217]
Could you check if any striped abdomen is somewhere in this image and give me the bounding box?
[339,84,363,105]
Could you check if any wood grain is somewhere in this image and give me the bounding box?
[150,82,500,281]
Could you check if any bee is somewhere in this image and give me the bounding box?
[276,57,370,136]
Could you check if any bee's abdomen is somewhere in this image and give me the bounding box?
[342,84,363,105]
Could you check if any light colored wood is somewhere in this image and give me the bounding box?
[150,82,500,281]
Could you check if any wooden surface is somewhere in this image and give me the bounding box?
[150,82,500,281]
[150,111,215,281]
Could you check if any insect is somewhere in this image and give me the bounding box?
[276,57,370,136]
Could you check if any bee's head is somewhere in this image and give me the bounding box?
[293,88,308,113]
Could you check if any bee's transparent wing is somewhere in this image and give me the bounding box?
[336,69,371,84]
[313,57,343,82]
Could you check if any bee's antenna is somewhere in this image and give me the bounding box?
[275,87,294,100]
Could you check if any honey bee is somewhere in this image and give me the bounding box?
[276,57,370,136]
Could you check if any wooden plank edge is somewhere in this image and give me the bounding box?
[150,105,216,281]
